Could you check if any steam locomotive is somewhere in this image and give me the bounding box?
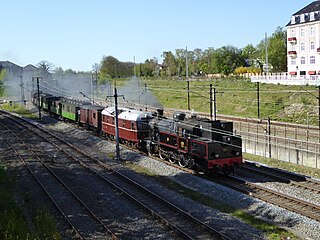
[32,92,243,175]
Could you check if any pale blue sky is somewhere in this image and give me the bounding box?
[0,0,313,71]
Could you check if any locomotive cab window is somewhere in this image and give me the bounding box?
[131,121,135,130]
[93,113,96,119]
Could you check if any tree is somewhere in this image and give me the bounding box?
[211,46,246,75]
[37,60,54,80]
[268,27,287,72]
[162,51,177,77]
[0,69,6,96]
[255,27,287,72]
[99,56,134,83]
[141,58,158,77]
[242,44,258,66]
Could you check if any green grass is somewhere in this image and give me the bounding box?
[244,153,320,178]
[0,166,60,240]
[143,77,319,126]
[126,162,299,240]
[1,102,38,119]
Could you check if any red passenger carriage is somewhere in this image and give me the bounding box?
[101,107,153,147]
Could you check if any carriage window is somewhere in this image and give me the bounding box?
[131,122,135,130]
[122,121,125,128]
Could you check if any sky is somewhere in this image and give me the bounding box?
[0,0,314,71]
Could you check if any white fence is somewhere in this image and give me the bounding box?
[250,74,320,86]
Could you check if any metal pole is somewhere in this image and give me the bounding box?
[145,83,147,110]
[265,33,269,76]
[134,56,136,77]
[187,80,190,110]
[210,84,213,121]
[91,74,94,105]
[36,77,41,120]
[318,85,320,131]
[213,88,217,121]
[268,117,271,158]
[114,87,120,161]
[257,82,260,119]
[19,76,25,105]
[186,46,190,111]
[186,46,189,79]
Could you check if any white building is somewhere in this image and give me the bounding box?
[251,1,320,85]
[286,1,320,78]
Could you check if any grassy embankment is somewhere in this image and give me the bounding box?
[1,102,38,119]
[143,77,319,126]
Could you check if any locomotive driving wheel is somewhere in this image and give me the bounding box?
[159,150,166,160]
[178,155,188,167]
[168,156,176,164]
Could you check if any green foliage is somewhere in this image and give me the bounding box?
[0,166,60,240]
[256,27,287,72]
[0,103,38,119]
[0,69,7,96]
[99,55,134,81]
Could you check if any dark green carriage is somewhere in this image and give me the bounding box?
[60,99,91,122]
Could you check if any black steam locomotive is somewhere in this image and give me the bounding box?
[146,111,242,174]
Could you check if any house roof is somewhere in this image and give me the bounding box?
[294,1,320,15]
[286,1,320,27]
[23,64,38,71]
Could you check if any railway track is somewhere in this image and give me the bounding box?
[241,161,320,194]
[0,117,118,239]
[0,110,230,240]
[213,174,320,222]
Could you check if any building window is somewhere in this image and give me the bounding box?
[310,56,316,64]
[311,41,315,50]
[300,28,305,37]
[291,58,296,65]
[301,57,306,64]
[291,29,295,37]
[310,26,315,36]
[301,42,305,51]
[310,12,315,21]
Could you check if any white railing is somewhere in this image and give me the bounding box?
[250,74,320,86]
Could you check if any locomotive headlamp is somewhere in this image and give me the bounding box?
[236,152,240,156]
[215,153,220,158]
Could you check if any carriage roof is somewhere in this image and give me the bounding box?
[102,106,153,121]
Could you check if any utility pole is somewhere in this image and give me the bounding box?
[265,33,269,76]
[268,117,271,158]
[33,77,42,120]
[210,84,213,121]
[210,84,220,121]
[257,82,260,119]
[145,83,147,110]
[91,74,94,105]
[187,80,190,111]
[19,76,25,105]
[318,85,320,130]
[107,88,124,161]
[134,56,136,77]
[213,87,217,121]
[186,46,190,111]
